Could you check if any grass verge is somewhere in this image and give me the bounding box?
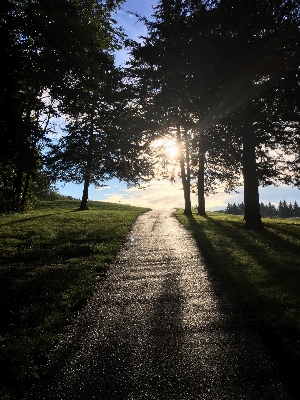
[0,200,150,399]
[174,209,300,394]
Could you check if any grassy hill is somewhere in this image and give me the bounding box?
[0,200,150,399]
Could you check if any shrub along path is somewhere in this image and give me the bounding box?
[29,210,295,399]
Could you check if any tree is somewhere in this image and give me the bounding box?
[0,0,124,213]
[127,0,299,225]
[200,0,300,229]
[47,64,155,210]
[294,201,300,218]
[0,0,40,212]
[183,1,242,216]
[127,0,202,215]
[126,0,247,218]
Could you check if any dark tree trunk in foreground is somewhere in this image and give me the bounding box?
[197,151,206,216]
[80,178,89,210]
[80,105,94,211]
[13,170,23,212]
[20,171,30,211]
[184,129,192,215]
[177,124,192,215]
[242,117,263,230]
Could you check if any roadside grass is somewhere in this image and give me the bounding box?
[174,209,300,391]
[0,200,150,400]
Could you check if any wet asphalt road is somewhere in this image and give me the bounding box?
[30,209,295,399]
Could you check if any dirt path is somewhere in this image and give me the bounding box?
[30,209,294,399]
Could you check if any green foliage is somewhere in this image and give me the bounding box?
[0,200,149,399]
[0,0,125,214]
[46,65,155,208]
[175,209,300,382]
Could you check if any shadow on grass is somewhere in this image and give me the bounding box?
[0,223,107,331]
[0,213,55,226]
[181,212,300,397]
[0,223,108,398]
[0,261,96,399]
[201,214,300,300]
[0,223,113,398]
[184,213,300,316]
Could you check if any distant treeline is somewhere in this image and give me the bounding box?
[222,200,300,218]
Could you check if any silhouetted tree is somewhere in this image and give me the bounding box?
[0,0,124,213]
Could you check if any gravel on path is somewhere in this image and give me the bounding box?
[29,209,295,399]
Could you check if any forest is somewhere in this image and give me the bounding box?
[1,0,300,229]
[224,200,300,218]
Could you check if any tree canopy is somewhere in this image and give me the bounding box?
[0,0,139,212]
[126,0,300,228]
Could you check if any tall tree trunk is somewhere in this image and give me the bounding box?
[20,171,31,211]
[13,169,23,212]
[184,128,192,215]
[176,124,191,215]
[80,178,90,210]
[197,151,206,216]
[80,104,94,211]
[242,112,263,230]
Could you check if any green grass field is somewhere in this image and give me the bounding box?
[174,209,300,392]
[1,203,300,398]
[0,200,150,399]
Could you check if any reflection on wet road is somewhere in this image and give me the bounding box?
[31,210,294,399]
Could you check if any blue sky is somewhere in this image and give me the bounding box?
[57,0,300,210]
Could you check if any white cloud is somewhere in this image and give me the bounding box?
[96,186,111,191]
[103,180,188,208]
[101,179,239,210]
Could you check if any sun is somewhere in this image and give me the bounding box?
[165,140,178,159]
[153,138,178,160]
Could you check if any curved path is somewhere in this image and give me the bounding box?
[30,210,294,399]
